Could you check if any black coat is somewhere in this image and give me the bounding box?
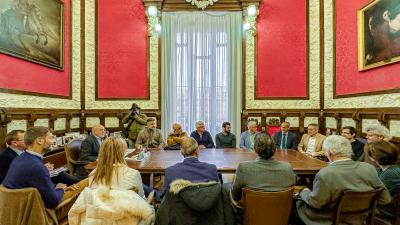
[155,180,235,225]
[0,147,18,183]
[79,134,101,162]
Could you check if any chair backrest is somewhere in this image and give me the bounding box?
[242,187,294,225]
[333,187,383,225]
[0,185,57,225]
[390,188,400,225]
[64,139,84,173]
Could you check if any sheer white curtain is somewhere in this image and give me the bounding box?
[161,12,242,141]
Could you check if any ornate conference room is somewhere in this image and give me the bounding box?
[0,0,399,224]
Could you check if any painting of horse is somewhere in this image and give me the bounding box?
[0,0,64,70]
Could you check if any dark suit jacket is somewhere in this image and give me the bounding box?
[0,147,19,183]
[79,134,101,162]
[162,157,219,196]
[273,131,297,149]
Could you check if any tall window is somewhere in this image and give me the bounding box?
[174,31,229,136]
[162,12,242,139]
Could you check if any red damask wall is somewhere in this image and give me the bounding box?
[256,0,307,98]
[335,0,400,96]
[0,0,71,97]
[96,0,148,99]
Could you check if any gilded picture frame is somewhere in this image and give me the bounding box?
[0,0,64,70]
[358,0,400,71]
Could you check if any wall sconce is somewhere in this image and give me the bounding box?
[146,5,161,36]
[243,5,259,36]
[247,5,257,16]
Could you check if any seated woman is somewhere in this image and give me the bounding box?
[166,123,188,150]
[366,140,400,220]
[68,137,154,225]
[230,133,296,213]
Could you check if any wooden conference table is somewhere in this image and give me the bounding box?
[86,148,327,175]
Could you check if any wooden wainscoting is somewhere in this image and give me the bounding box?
[0,108,161,148]
[241,108,400,140]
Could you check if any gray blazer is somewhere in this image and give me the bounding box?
[297,160,391,225]
[239,131,259,150]
[231,157,296,201]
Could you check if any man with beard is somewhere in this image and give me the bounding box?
[215,122,236,148]
[2,127,81,209]
[135,118,166,150]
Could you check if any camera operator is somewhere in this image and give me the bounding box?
[122,103,147,148]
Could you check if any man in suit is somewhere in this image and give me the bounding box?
[0,130,79,185]
[298,123,326,158]
[0,130,25,183]
[296,135,391,225]
[161,137,219,196]
[273,121,297,149]
[239,120,259,150]
[79,124,105,161]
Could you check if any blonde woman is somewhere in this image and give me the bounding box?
[69,137,154,225]
[89,136,144,197]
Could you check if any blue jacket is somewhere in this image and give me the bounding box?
[273,131,298,149]
[2,152,64,209]
[0,147,19,183]
[190,131,215,148]
[162,157,219,196]
[239,131,259,150]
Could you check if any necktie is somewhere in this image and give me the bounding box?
[281,133,287,149]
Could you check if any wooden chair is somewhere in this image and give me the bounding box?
[373,188,400,225]
[333,187,384,225]
[242,187,294,225]
[64,139,90,176]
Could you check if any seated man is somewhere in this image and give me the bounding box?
[2,127,82,209]
[79,124,105,162]
[359,124,392,169]
[0,130,25,183]
[215,122,236,148]
[296,135,391,224]
[161,137,219,196]
[136,118,166,150]
[341,126,364,161]
[297,123,326,158]
[239,121,259,150]
[166,123,188,150]
[231,133,296,204]
[273,121,297,149]
[0,130,79,185]
[190,121,215,149]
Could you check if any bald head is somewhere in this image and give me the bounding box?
[92,124,105,138]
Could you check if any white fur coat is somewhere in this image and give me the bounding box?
[68,187,155,225]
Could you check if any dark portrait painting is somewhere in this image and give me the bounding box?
[0,0,64,70]
[358,0,400,71]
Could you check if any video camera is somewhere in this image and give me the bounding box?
[129,103,141,116]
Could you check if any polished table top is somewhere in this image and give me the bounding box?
[86,148,327,175]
